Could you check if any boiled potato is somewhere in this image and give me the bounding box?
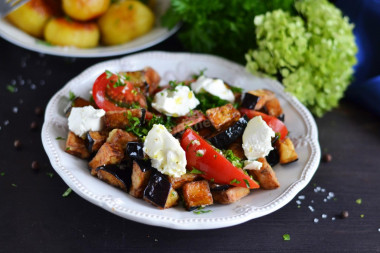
[6,0,61,38]
[44,18,100,48]
[62,0,110,21]
[98,0,155,45]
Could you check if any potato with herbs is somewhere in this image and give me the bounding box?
[6,0,61,38]
[98,0,155,45]
[44,18,100,48]
[62,0,111,21]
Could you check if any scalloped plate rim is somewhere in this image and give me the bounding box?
[41,51,321,230]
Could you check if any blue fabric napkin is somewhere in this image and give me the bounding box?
[336,0,380,116]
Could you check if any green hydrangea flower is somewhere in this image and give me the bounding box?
[246,0,357,117]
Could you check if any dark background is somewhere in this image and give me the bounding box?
[0,33,380,252]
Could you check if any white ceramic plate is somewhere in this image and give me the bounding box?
[0,1,179,58]
[42,51,320,230]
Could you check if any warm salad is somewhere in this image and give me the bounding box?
[64,67,298,211]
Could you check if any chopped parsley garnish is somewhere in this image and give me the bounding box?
[125,112,175,138]
[196,150,204,157]
[283,234,290,241]
[6,85,16,93]
[68,91,76,101]
[229,86,243,93]
[230,178,240,184]
[193,206,212,215]
[105,70,113,79]
[46,172,54,178]
[62,187,72,197]
[192,68,207,79]
[190,168,203,174]
[0,172,5,176]
[196,92,229,112]
[168,80,185,91]
[222,149,243,168]
[360,214,364,218]
[36,39,53,47]
[356,198,362,205]
[11,183,17,187]
[244,179,250,188]
[65,147,71,151]
[56,137,65,140]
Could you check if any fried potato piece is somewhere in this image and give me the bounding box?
[248,157,280,190]
[168,173,199,190]
[129,160,152,198]
[104,109,144,130]
[44,18,100,48]
[62,0,110,21]
[182,180,213,210]
[277,137,298,164]
[98,0,154,45]
[206,103,240,131]
[212,186,250,204]
[89,142,123,174]
[65,131,90,159]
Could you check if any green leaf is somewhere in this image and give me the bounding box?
[193,206,212,214]
[356,198,362,205]
[69,91,76,101]
[283,233,290,241]
[56,137,66,140]
[6,85,16,93]
[0,172,5,176]
[62,188,72,197]
[190,168,203,174]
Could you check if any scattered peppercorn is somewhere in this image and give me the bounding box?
[322,153,332,163]
[34,106,43,116]
[341,210,349,219]
[31,161,39,170]
[30,121,38,130]
[14,139,22,149]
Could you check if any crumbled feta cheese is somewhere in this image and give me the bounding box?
[191,75,235,103]
[152,85,199,117]
[242,116,275,160]
[243,160,263,170]
[68,106,105,137]
[143,124,187,177]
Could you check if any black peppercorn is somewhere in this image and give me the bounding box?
[34,106,43,116]
[341,210,349,219]
[30,121,38,130]
[322,153,332,163]
[31,161,39,170]
[14,139,22,149]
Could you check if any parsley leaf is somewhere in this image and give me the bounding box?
[190,168,203,174]
[283,234,290,241]
[56,137,66,140]
[6,85,16,93]
[222,149,244,168]
[68,91,76,101]
[196,92,229,112]
[62,188,72,197]
[193,206,212,214]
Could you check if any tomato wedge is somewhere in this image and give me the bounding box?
[180,128,259,189]
[92,72,147,111]
[240,108,288,141]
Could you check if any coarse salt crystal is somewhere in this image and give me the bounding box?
[321,188,326,192]
[308,206,315,212]
[322,214,327,219]
[332,217,336,221]
[311,200,314,203]
[12,107,18,113]
[298,195,305,200]
[323,199,327,202]
[296,200,301,205]
[314,218,319,223]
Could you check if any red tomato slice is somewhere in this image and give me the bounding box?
[180,128,259,189]
[240,108,288,140]
[92,72,147,111]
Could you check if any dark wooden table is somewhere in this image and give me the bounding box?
[1,35,379,253]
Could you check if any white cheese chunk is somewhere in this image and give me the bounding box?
[68,106,105,137]
[191,75,235,103]
[243,160,263,171]
[143,124,187,177]
[152,85,199,117]
[242,116,275,160]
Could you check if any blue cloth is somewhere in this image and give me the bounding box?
[336,0,380,116]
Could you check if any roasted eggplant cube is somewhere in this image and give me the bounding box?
[126,142,145,160]
[278,138,298,164]
[89,143,124,174]
[209,183,231,192]
[107,129,138,149]
[143,173,178,209]
[87,131,108,153]
[212,186,250,204]
[248,157,280,190]
[129,160,153,198]
[96,163,132,191]
[206,103,241,131]
[245,89,275,110]
[182,180,213,211]
[168,173,199,190]
[104,109,146,130]
[240,92,260,110]
[208,115,248,149]
[65,131,90,159]
[266,148,280,167]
